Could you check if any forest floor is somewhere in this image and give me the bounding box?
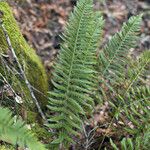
[6,0,150,149]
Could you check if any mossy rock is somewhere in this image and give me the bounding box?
[0,2,48,107]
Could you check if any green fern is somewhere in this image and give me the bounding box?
[110,86,150,149]
[126,50,150,90]
[98,15,142,101]
[110,138,135,150]
[120,86,150,135]
[103,51,150,150]
[109,50,150,108]
[96,13,150,149]
[0,107,46,150]
[109,127,150,150]
[47,0,104,147]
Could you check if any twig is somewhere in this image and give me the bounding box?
[0,73,17,97]
[0,19,48,123]
[31,85,48,99]
[82,123,98,150]
[0,72,19,114]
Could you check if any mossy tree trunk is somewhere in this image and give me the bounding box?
[0,2,48,108]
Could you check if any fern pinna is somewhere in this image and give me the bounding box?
[47,0,104,147]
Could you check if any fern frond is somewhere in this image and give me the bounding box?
[109,126,150,150]
[110,138,137,150]
[109,51,150,110]
[98,15,142,100]
[126,50,150,92]
[47,0,104,147]
[0,107,46,150]
[110,138,134,150]
[105,50,150,149]
[121,86,150,134]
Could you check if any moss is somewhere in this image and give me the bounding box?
[26,111,52,143]
[27,110,37,123]
[31,123,52,142]
[0,2,48,107]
